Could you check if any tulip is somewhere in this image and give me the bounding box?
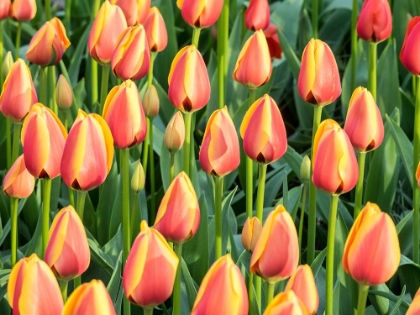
[164,111,185,154]
[199,106,240,176]
[241,217,262,252]
[144,7,168,52]
[264,23,282,59]
[342,202,400,286]
[2,155,34,199]
[61,109,114,191]
[0,59,37,123]
[250,205,299,283]
[168,45,210,112]
[240,94,287,164]
[44,205,90,280]
[111,25,150,81]
[154,172,200,243]
[8,254,63,314]
[191,254,249,315]
[264,291,308,315]
[26,17,71,66]
[88,1,128,65]
[123,220,179,308]
[312,119,358,195]
[110,0,151,26]
[176,0,223,28]
[10,0,36,21]
[143,85,159,118]
[285,265,319,315]
[62,280,116,315]
[233,30,272,89]
[244,0,270,31]
[407,288,420,315]
[298,39,341,106]
[400,16,420,75]
[102,80,147,149]
[356,0,392,43]
[55,74,73,110]
[0,0,10,20]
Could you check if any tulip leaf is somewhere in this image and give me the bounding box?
[68,25,90,87]
[264,169,286,208]
[370,283,392,314]
[86,235,114,277]
[0,270,10,299]
[271,0,304,48]
[278,31,301,80]
[319,9,351,54]
[152,78,176,127]
[396,211,414,257]
[293,83,314,129]
[398,255,420,298]
[311,247,327,277]
[107,251,123,315]
[180,258,198,312]
[23,206,43,258]
[369,286,409,314]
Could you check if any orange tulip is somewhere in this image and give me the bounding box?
[407,288,420,315]
[10,0,36,21]
[154,172,200,243]
[240,94,287,164]
[62,280,116,315]
[400,17,420,75]
[241,217,262,252]
[21,103,67,179]
[191,254,248,315]
[312,119,358,195]
[164,111,185,154]
[0,59,37,123]
[356,0,392,43]
[44,205,90,280]
[344,87,384,152]
[8,254,63,315]
[61,109,114,191]
[2,155,34,199]
[110,0,151,26]
[88,1,128,65]
[199,106,240,177]
[144,7,168,52]
[0,0,10,20]
[102,80,147,149]
[176,0,223,28]
[233,30,272,89]
[285,265,319,315]
[55,74,73,110]
[264,23,282,59]
[244,0,270,31]
[264,291,308,315]
[342,202,400,286]
[250,205,299,283]
[168,45,210,112]
[123,220,179,308]
[26,17,70,66]
[298,39,341,106]
[143,85,159,118]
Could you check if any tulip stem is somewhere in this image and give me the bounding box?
[59,280,68,302]
[74,191,86,289]
[298,182,308,264]
[267,282,275,306]
[40,67,48,106]
[149,120,156,222]
[6,120,11,168]
[12,123,21,164]
[246,89,257,218]
[130,192,141,243]
[353,152,366,219]
[413,76,420,264]
[183,113,192,177]
[368,43,377,101]
[42,179,52,256]
[356,285,369,315]
[100,65,110,112]
[49,67,57,115]
[92,0,100,18]
[326,194,339,315]
[173,243,183,315]
[255,276,262,313]
[15,22,21,59]
[63,112,75,207]
[142,118,150,175]
[217,0,229,109]
[192,27,201,48]
[169,153,175,184]
[215,176,224,259]
[350,0,358,91]
[45,0,51,21]
[91,60,99,107]
[312,0,319,39]
[147,52,156,87]
[65,0,71,33]
[256,164,267,221]
[248,272,254,315]
[143,308,153,315]
[10,197,18,266]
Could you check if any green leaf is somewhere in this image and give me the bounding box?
[397,211,413,256]
[87,234,114,278]
[180,258,198,313]
[278,32,301,80]
[107,252,123,315]
[68,25,90,86]
[271,0,305,47]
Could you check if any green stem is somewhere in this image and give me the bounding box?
[147,52,156,87]
[183,113,192,176]
[40,67,48,106]
[217,0,229,109]
[192,27,201,47]
[267,282,275,306]
[15,22,21,59]
[350,0,358,91]
[298,183,308,263]
[413,76,420,264]
[248,272,254,315]
[74,190,86,289]
[12,123,21,163]
[149,121,156,222]
[353,152,366,219]
[130,192,141,243]
[246,89,257,218]
[59,280,68,302]
[368,43,377,101]
[45,0,51,20]
[173,243,183,315]
[356,285,369,315]
[255,164,267,221]
[6,120,11,168]
[142,118,150,174]
[49,67,57,114]
[65,0,71,32]
[215,176,223,259]
[100,65,110,112]
[42,179,52,256]
[91,60,98,107]
[169,153,175,184]
[143,308,153,315]
[312,0,319,39]
[63,112,75,207]
[326,194,339,315]
[10,197,18,266]
[255,276,262,314]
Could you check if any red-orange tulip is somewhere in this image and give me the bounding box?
[110,0,151,26]
[199,106,240,177]
[168,45,210,112]
[264,291,308,315]
[61,110,114,191]
[400,16,420,75]
[0,0,10,20]
[344,87,384,152]
[250,205,299,283]
[312,119,358,195]
[2,155,34,199]
[21,103,67,179]
[123,220,179,308]
[233,30,272,89]
[26,17,70,66]
[407,288,420,315]
[10,0,36,21]
[298,39,341,106]
[241,217,262,252]
[0,59,37,123]
[164,111,185,154]
[342,202,400,286]
[45,205,90,280]
[177,0,223,28]
[191,254,249,315]
[144,7,168,52]
[55,74,73,110]
[154,172,200,243]
[88,1,128,65]
[240,94,287,164]
[244,0,270,31]
[356,0,392,43]
[8,254,63,315]
[264,23,282,59]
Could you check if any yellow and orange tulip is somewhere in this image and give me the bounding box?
[177,0,223,28]
[0,0,10,20]
[2,155,34,199]
[241,217,262,252]
[10,0,36,21]
[264,291,308,315]
[400,17,420,76]
[111,0,150,26]
[144,7,168,52]
[164,111,185,154]
[244,0,270,31]
[356,0,392,43]
[407,288,420,315]
[55,75,73,111]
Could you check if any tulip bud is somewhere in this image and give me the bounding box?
[344,87,384,152]
[2,155,35,199]
[10,0,36,21]
[241,217,262,252]
[298,39,341,106]
[55,74,73,110]
[400,16,420,75]
[154,172,200,243]
[2,51,14,79]
[61,109,114,191]
[264,23,282,59]
[240,94,287,164]
[264,291,308,315]
[144,7,168,52]
[199,106,240,176]
[285,265,319,315]
[312,119,358,195]
[244,0,270,31]
[177,0,223,29]
[342,202,400,286]
[123,220,179,308]
[164,111,185,154]
[233,30,272,89]
[168,45,210,112]
[191,254,249,315]
[131,160,145,192]
[407,288,420,315]
[143,85,159,118]
[110,0,151,26]
[103,80,147,149]
[0,59,38,123]
[300,155,311,183]
[8,254,63,315]
[62,280,116,315]
[0,0,10,20]
[250,205,299,283]
[356,0,392,43]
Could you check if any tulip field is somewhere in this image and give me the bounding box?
[2,0,420,314]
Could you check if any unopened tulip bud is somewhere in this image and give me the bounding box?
[264,291,308,315]
[244,0,270,31]
[0,0,10,20]
[407,288,420,315]
[264,23,282,59]
[164,111,185,154]
[241,217,262,252]
[144,7,168,52]
[2,155,35,199]
[177,0,223,29]
[357,0,392,43]
[1,51,14,79]
[300,155,311,183]
[400,16,420,75]
[143,85,159,118]
[55,75,73,110]
[10,0,36,21]
[131,160,145,192]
